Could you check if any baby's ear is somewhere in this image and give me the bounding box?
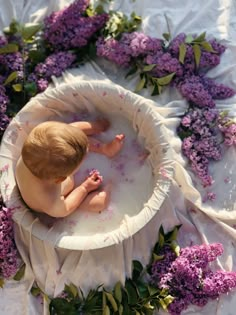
[55,176,67,184]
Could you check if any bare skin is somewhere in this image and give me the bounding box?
[15,119,124,218]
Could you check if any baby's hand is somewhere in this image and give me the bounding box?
[82,171,103,193]
[92,118,110,134]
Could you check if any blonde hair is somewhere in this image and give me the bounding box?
[22,121,88,180]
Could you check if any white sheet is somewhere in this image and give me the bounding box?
[0,0,236,315]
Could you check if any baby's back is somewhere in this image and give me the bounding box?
[15,156,57,213]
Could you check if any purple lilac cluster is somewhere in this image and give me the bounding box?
[96,32,163,67]
[28,51,76,92]
[176,75,235,108]
[0,33,23,82]
[0,52,24,80]
[145,52,183,77]
[0,196,20,279]
[43,0,108,50]
[0,85,10,138]
[150,243,236,315]
[178,107,222,186]
[169,33,225,74]
[218,114,236,146]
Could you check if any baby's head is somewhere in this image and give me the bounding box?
[22,121,88,181]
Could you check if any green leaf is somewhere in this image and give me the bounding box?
[105,292,118,312]
[13,263,26,281]
[152,253,164,262]
[163,33,171,41]
[3,20,20,35]
[64,284,76,299]
[103,305,110,315]
[118,304,124,315]
[159,298,168,310]
[193,31,206,43]
[88,42,97,59]
[158,84,163,95]
[131,12,142,22]
[12,83,23,92]
[166,226,179,242]
[31,286,41,297]
[164,295,175,306]
[24,82,37,96]
[69,283,78,298]
[114,281,122,303]
[125,279,139,305]
[49,298,75,314]
[144,301,154,310]
[193,44,201,68]
[134,76,146,92]
[136,281,149,299]
[0,278,4,288]
[160,287,169,297]
[3,71,18,85]
[142,64,156,72]
[158,232,165,247]
[219,110,229,118]
[179,43,187,64]
[200,41,216,52]
[29,49,45,63]
[170,240,180,256]
[43,293,51,304]
[156,72,176,86]
[0,43,19,54]
[125,65,138,78]
[148,286,159,296]
[95,5,105,14]
[21,23,41,40]
[132,260,143,281]
[185,34,193,44]
[86,6,95,17]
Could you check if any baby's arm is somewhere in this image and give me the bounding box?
[48,172,103,218]
[70,118,110,136]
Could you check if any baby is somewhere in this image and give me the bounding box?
[15,119,125,218]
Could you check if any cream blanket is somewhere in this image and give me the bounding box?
[0,1,236,315]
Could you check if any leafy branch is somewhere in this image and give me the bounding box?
[31,225,181,315]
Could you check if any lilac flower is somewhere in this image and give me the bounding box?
[199,51,221,71]
[0,85,10,137]
[0,52,24,81]
[0,35,7,47]
[0,113,10,138]
[177,75,215,108]
[34,52,76,79]
[178,108,222,186]
[97,32,163,67]
[168,34,226,76]
[0,85,9,114]
[0,197,20,279]
[29,51,76,92]
[120,32,163,57]
[96,36,132,67]
[200,76,235,99]
[37,78,49,92]
[219,121,236,146]
[150,243,236,315]
[208,39,226,55]
[44,0,108,50]
[169,33,186,56]
[145,52,183,78]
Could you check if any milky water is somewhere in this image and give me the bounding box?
[39,112,154,238]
